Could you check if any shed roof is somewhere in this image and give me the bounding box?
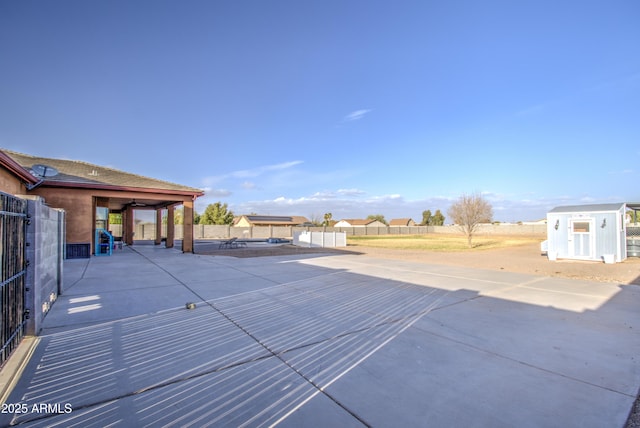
[3,149,203,195]
[548,203,626,213]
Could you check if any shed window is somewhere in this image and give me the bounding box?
[572,221,590,233]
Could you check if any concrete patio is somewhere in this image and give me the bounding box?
[1,242,639,427]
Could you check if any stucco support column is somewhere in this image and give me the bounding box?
[166,206,175,249]
[124,207,134,245]
[182,200,194,253]
[155,209,163,245]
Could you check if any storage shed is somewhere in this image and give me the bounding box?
[546,203,627,263]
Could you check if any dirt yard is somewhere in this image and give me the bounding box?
[195,241,640,285]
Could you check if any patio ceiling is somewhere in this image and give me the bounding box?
[106,195,185,212]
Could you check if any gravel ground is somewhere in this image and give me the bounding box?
[628,400,640,428]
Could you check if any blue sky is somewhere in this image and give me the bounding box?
[1,1,639,222]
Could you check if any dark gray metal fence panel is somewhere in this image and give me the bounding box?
[627,227,640,237]
[0,192,28,366]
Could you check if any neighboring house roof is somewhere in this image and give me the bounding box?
[2,149,203,196]
[389,218,415,226]
[236,215,310,226]
[336,218,387,226]
[337,219,374,226]
[548,203,626,214]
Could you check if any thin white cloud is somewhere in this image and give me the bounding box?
[337,188,366,196]
[202,188,232,197]
[579,196,597,203]
[231,160,304,178]
[201,160,303,186]
[343,109,372,122]
[310,190,337,199]
[227,190,635,223]
[231,191,421,220]
[370,194,402,200]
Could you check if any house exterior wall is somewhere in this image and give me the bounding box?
[28,187,94,245]
[234,217,250,227]
[234,215,307,227]
[0,166,28,195]
[334,220,388,227]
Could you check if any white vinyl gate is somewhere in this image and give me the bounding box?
[293,231,347,248]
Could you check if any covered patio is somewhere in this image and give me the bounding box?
[2,149,204,253]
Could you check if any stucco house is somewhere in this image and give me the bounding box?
[334,219,387,227]
[234,215,310,227]
[389,218,416,227]
[0,150,40,193]
[1,149,204,254]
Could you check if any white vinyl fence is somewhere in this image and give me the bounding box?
[293,231,347,248]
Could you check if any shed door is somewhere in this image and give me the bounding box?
[568,219,595,259]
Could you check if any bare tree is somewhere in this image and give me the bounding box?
[308,213,322,226]
[447,193,493,248]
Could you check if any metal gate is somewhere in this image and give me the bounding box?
[0,192,28,366]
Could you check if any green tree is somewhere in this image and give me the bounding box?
[421,210,432,226]
[109,213,122,225]
[173,207,184,225]
[432,210,445,226]
[367,214,388,225]
[162,207,191,225]
[200,202,234,225]
[447,192,493,248]
[323,212,333,226]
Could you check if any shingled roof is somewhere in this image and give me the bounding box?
[235,215,310,226]
[338,219,376,226]
[389,218,416,226]
[3,149,203,195]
